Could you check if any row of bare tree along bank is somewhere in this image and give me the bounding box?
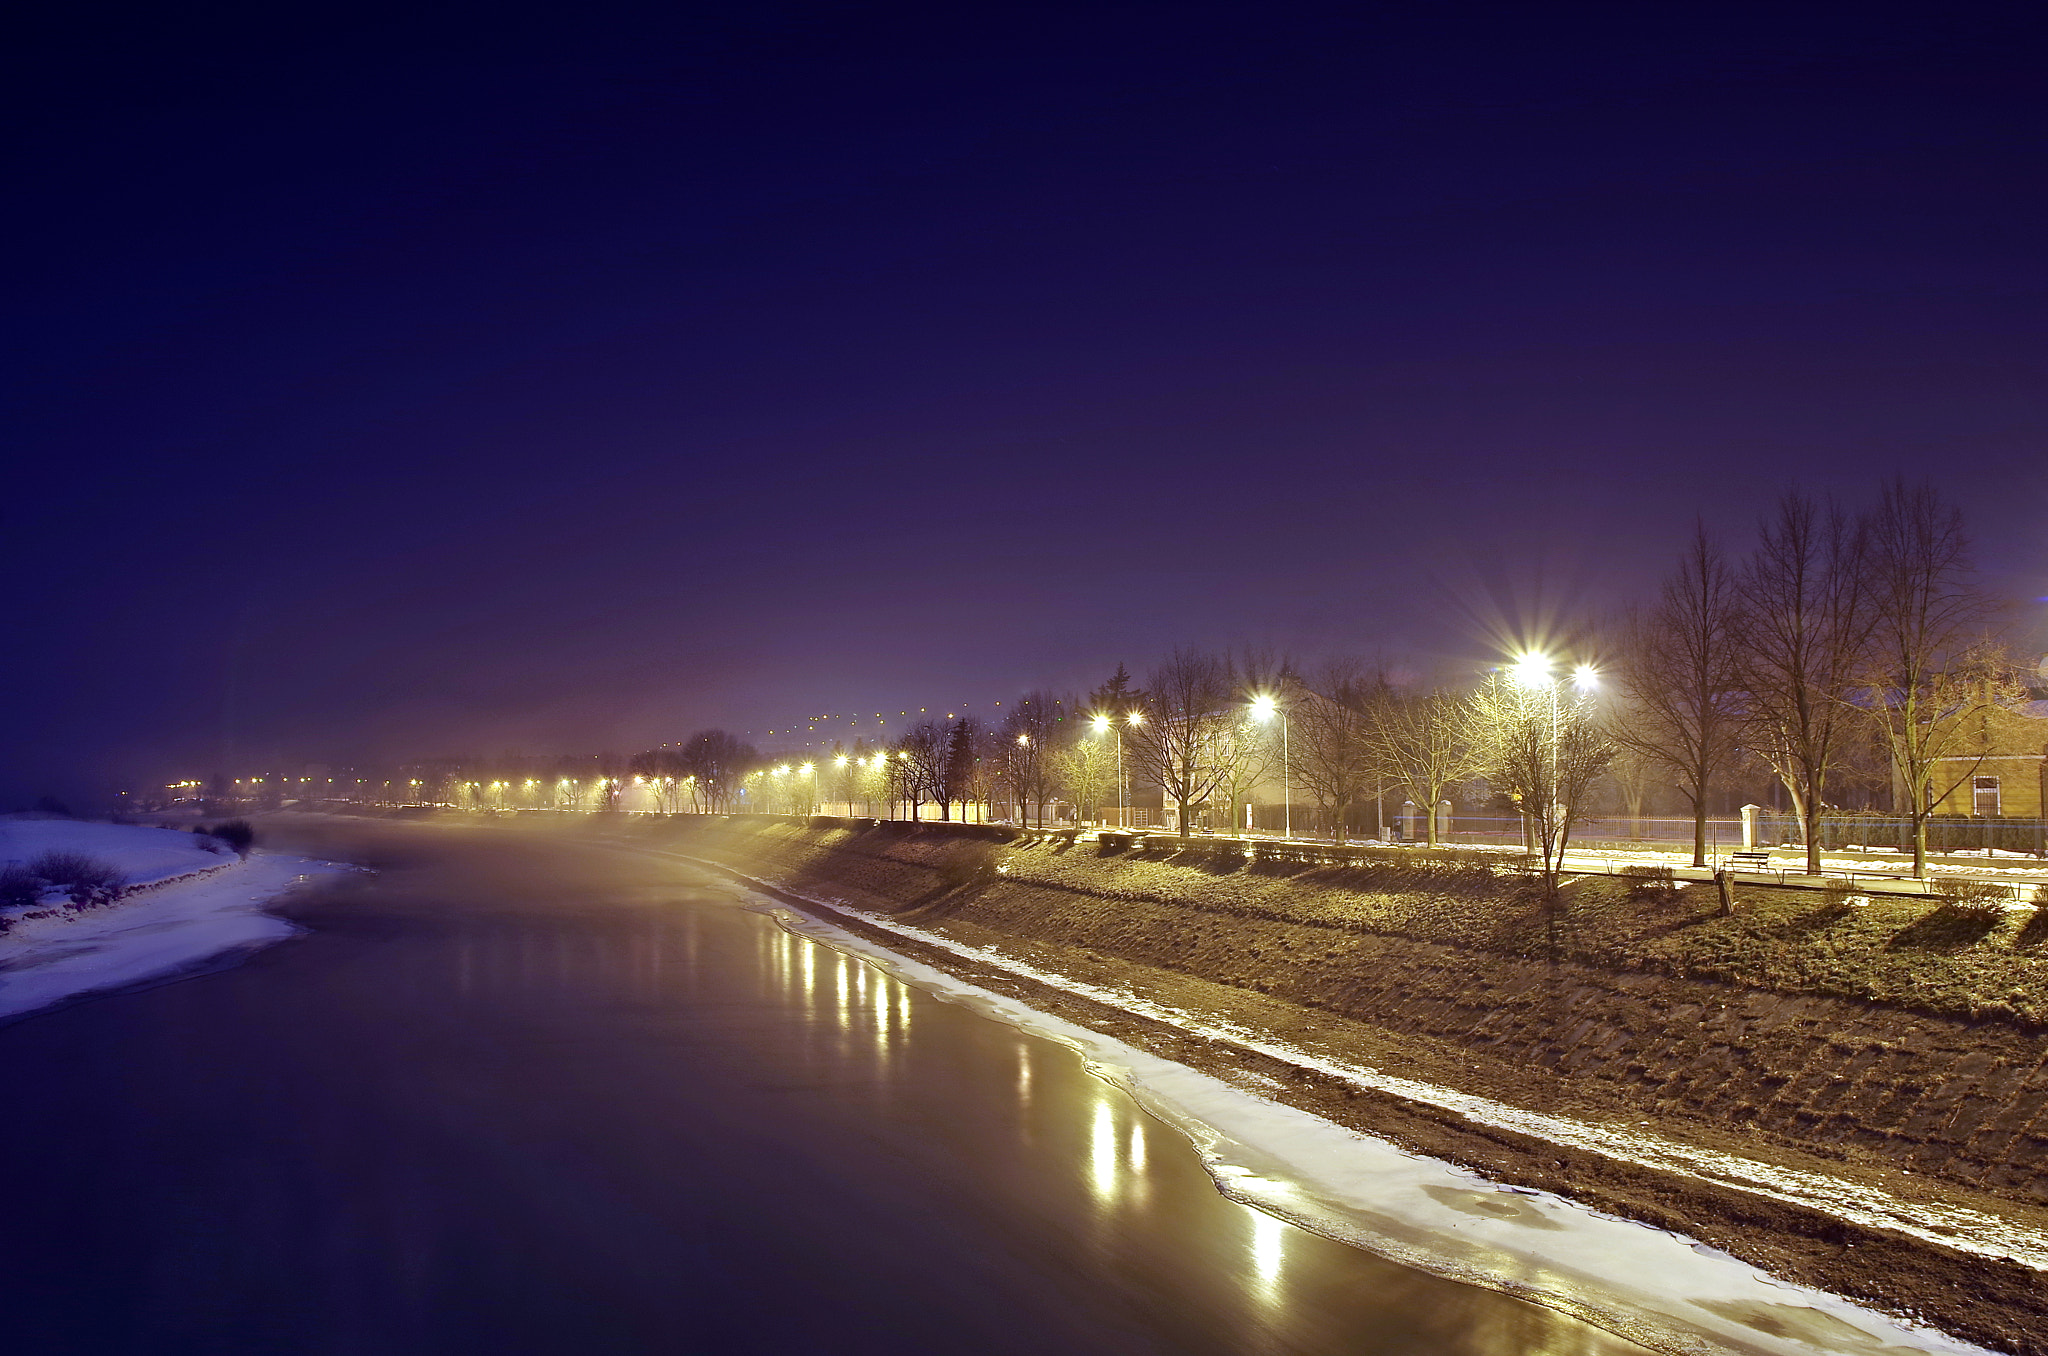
[584,812,2048,1356]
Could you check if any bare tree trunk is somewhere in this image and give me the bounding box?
[1802,795,1822,876]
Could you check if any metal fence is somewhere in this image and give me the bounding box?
[1436,811,2048,858]
[1749,811,2048,857]
[1441,815,1744,851]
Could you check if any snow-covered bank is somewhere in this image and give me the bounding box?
[0,822,348,1022]
[674,860,1995,1356]
[0,817,243,890]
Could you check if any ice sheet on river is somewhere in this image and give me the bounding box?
[735,889,1994,1356]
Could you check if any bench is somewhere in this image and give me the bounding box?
[1723,851,1775,873]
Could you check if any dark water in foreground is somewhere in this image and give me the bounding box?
[0,821,1644,1354]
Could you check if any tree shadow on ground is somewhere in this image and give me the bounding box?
[900,883,979,920]
[1245,857,1316,880]
[1775,897,1861,940]
[2011,907,2048,950]
[1887,904,2002,954]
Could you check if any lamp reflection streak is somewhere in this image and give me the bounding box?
[1249,1207,1287,1302]
[1090,1100,1119,1203]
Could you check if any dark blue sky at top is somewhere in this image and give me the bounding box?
[6,2,2046,800]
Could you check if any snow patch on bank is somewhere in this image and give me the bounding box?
[690,865,1995,1356]
[0,817,240,889]
[0,828,348,1022]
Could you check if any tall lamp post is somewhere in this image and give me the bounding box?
[1510,652,1599,859]
[1250,693,1289,839]
[1092,711,1142,828]
[1015,732,1031,825]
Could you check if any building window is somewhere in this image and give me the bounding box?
[1973,775,2002,817]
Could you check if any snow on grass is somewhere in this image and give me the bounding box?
[0,816,236,888]
[674,857,1998,1356]
[0,820,349,1023]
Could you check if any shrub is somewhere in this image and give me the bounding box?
[1940,880,2013,922]
[1621,863,1680,903]
[210,820,256,857]
[1814,880,1854,914]
[28,851,124,907]
[0,864,45,909]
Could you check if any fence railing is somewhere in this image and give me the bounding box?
[1440,815,1744,850]
[1751,811,2048,857]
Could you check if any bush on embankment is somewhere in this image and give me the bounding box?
[24,851,125,908]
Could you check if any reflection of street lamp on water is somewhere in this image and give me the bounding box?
[1249,693,1289,840]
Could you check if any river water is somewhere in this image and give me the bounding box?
[0,820,1648,1354]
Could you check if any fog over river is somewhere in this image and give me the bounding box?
[0,820,1685,1353]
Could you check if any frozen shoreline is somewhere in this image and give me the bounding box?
[665,855,1996,1356]
[0,850,346,1023]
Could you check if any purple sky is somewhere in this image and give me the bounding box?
[6,3,2046,801]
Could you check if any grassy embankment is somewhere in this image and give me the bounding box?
[634,814,2048,1196]
[593,811,2048,1354]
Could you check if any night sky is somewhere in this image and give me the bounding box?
[8,3,2046,803]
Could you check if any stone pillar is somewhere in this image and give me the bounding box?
[1741,804,1763,850]
[1435,799,1453,844]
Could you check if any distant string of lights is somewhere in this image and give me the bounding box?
[748,696,1043,748]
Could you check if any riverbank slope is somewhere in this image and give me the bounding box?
[602,812,2048,1356]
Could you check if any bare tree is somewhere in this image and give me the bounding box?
[949,717,996,822]
[1051,723,1118,824]
[1288,660,1383,844]
[854,743,894,817]
[678,729,759,813]
[1370,686,1484,847]
[1213,714,1278,837]
[1733,492,1874,875]
[1125,649,1253,838]
[1610,524,1745,866]
[1603,745,1662,840]
[1468,671,1614,894]
[895,722,951,820]
[820,742,857,815]
[871,746,917,819]
[592,753,628,812]
[629,747,688,813]
[999,691,1067,826]
[1860,480,2007,875]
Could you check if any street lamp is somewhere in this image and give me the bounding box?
[1250,693,1289,840]
[1507,651,1598,859]
[1090,714,1114,826]
[1092,711,1141,828]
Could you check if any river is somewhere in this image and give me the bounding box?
[0,819,1650,1354]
